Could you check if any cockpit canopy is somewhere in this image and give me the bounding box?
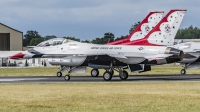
[36,38,77,47]
[174,39,188,45]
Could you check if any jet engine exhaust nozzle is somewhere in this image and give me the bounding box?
[165,47,184,61]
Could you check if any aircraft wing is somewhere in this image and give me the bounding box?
[184,53,197,58]
[194,49,200,52]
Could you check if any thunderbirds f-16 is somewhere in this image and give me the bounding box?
[173,40,200,75]
[9,9,187,81]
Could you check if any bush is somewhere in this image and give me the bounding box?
[4,63,17,66]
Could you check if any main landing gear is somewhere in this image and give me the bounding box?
[91,68,114,77]
[102,67,128,81]
[57,66,129,81]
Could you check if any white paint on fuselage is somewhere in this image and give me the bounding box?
[33,41,168,57]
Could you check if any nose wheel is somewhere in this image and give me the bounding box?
[180,69,186,75]
[64,75,70,81]
[57,72,62,77]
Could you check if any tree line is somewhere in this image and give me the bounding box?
[23,23,200,47]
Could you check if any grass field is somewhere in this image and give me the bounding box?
[1,65,200,112]
[0,65,200,76]
[1,82,200,112]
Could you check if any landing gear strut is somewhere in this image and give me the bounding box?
[107,69,114,76]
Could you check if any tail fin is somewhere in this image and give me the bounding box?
[124,9,187,46]
[107,11,164,45]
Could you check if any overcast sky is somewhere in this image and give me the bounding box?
[0,0,198,40]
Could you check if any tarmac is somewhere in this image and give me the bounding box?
[1,74,200,83]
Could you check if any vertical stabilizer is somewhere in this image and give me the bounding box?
[124,9,187,46]
[107,11,164,45]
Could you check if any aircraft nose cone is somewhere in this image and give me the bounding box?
[9,52,25,59]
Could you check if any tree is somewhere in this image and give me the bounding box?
[91,32,115,44]
[175,25,200,39]
[63,37,80,42]
[29,38,44,46]
[129,21,140,34]
[23,30,42,46]
[44,35,57,41]
[81,39,90,43]
[114,35,128,41]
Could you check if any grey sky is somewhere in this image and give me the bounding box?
[0,0,198,40]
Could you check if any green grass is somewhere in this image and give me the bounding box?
[0,82,200,112]
[0,65,200,76]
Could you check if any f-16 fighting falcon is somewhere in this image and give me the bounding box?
[173,40,200,75]
[9,9,186,81]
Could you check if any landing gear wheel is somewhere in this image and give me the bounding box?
[64,75,70,81]
[57,72,62,77]
[180,69,186,75]
[103,71,112,81]
[91,69,99,77]
[119,71,128,80]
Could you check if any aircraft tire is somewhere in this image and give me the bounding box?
[180,69,186,75]
[91,69,99,77]
[119,71,128,80]
[103,71,112,81]
[64,75,70,81]
[57,72,62,77]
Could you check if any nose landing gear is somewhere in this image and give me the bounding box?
[180,69,186,75]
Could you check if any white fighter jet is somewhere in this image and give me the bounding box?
[173,41,200,75]
[9,9,186,81]
[24,39,183,81]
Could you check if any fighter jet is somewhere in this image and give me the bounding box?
[173,41,200,75]
[24,39,183,81]
[9,9,186,81]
